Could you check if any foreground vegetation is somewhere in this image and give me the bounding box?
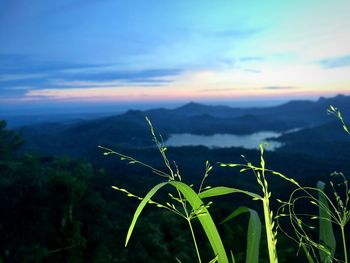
[101,106,349,263]
[0,105,349,262]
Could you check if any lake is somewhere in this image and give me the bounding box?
[165,131,283,150]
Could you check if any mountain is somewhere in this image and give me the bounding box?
[15,94,350,157]
[273,120,350,159]
[139,94,350,132]
[19,116,153,156]
[170,102,244,118]
[138,94,349,128]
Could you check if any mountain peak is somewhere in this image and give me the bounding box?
[179,101,204,109]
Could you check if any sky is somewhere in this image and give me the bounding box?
[1,0,350,112]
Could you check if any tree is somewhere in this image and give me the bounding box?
[0,120,23,159]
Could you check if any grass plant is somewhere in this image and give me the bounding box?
[276,172,349,263]
[201,143,301,263]
[99,117,229,263]
[276,105,350,263]
[100,105,349,263]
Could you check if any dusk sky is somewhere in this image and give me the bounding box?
[1,0,350,112]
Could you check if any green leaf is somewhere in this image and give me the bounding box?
[221,206,249,224]
[300,242,315,263]
[169,181,229,263]
[221,207,261,263]
[208,255,219,263]
[230,250,236,263]
[125,182,168,246]
[245,209,261,263]
[126,181,229,263]
[199,186,262,200]
[317,181,336,263]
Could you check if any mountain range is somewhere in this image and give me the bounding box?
[14,94,350,157]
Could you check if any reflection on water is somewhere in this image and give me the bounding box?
[165,132,283,150]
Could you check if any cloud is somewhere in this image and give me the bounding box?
[262,86,297,90]
[0,54,103,74]
[0,73,48,81]
[0,75,50,88]
[200,88,239,93]
[201,86,298,93]
[62,69,181,84]
[0,55,182,91]
[48,79,168,89]
[0,86,34,97]
[318,55,350,69]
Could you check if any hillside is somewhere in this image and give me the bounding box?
[16,94,350,157]
[275,121,350,159]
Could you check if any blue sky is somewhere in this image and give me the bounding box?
[1,0,350,111]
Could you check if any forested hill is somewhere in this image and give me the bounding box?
[1,96,350,262]
[16,94,350,157]
[110,94,350,134]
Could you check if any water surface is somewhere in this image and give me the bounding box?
[165,132,283,150]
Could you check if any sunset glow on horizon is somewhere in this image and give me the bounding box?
[1,0,350,109]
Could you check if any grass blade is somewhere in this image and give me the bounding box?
[317,181,336,263]
[300,242,316,263]
[230,250,236,263]
[208,255,219,263]
[245,209,261,263]
[220,207,261,263]
[125,182,168,246]
[169,181,229,263]
[220,206,249,224]
[199,186,262,200]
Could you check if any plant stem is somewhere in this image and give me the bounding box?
[175,187,202,263]
[263,197,278,263]
[341,225,348,263]
[187,218,202,263]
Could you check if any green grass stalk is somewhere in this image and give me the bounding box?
[187,218,202,263]
[341,225,348,263]
[263,196,278,263]
[100,118,229,263]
